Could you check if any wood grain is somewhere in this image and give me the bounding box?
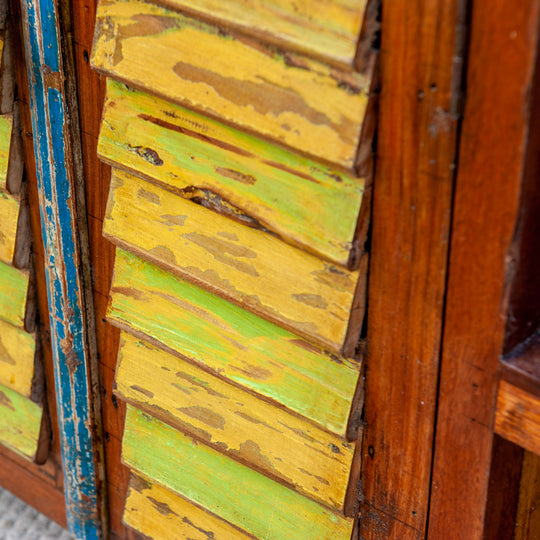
[123,406,355,540]
[495,380,540,455]
[123,473,254,540]
[0,259,28,328]
[152,0,368,68]
[105,169,362,353]
[427,0,540,538]
[0,319,35,398]
[0,382,44,461]
[108,248,361,436]
[515,451,540,540]
[0,19,15,114]
[115,331,357,511]
[98,79,367,268]
[358,0,465,536]
[91,0,372,169]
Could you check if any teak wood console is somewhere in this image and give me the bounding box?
[0,0,539,538]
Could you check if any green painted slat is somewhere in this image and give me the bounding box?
[0,382,42,460]
[108,249,361,435]
[123,406,354,540]
[98,79,366,268]
[0,260,28,328]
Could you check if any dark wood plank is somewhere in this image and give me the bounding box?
[483,436,523,540]
[357,1,465,537]
[501,331,540,399]
[427,1,540,537]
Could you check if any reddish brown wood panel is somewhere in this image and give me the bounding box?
[0,446,66,527]
[427,1,540,538]
[357,2,465,538]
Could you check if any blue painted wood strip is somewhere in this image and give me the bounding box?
[19,2,103,538]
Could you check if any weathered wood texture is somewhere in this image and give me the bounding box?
[427,1,540,538]
[515,451,540,540]
[91,0,372,169]
[0,260,28,328]
[0,108,24,196]
[20,0,106,534]
[0,383,47,463]
[105,169,364,354]
[495,381,540,456]
[115,331,358,511]
[0,17,15,114]
[0,189,20,263]
[108,249,361,436]
[99,79,368,269]
[0,112,12,188]
[10,0,66,516]
[357,0,465,537]
[123,473,254,540]
[123,406,354,540]
[70,0,137,535]
[0,319,36,398]
[152,0,369,68]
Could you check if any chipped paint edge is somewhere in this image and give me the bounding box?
[19,1,105,538]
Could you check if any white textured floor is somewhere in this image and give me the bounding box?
[0,487,72,540]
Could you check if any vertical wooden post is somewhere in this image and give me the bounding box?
[19,0,105,537]
[357,1,467,538]
[427,1,540,537]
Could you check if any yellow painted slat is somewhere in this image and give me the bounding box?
[0,260,28,328]
[0,189,19,265]
[155,0,367,67]
[116,332,357,510]
[124,473,255,540]
[91,0,371,169]
[108,249,361,436]
[99,79,366,268]
[123,406,355,540]
[0,113,12,190]
[0,319,35,398]
[0,383,43,461]
[105,169,361,353]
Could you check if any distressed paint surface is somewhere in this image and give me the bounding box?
[21,0,103,536]
[91,0,371,168]
[124,473,254,540]
[0,189,20,264]
[105,169,360,352]
[108,249,360,435]
[99,79,366,268]
[0,112,12,190]
[0,382,42,461]
[0,319,35,398]
[0,260,28,328]
[116,332,356,510]
[155,0,367,67]
[123,406,355,540]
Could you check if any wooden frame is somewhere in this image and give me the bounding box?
[19,0,106,537]
[4,0,540,538]
[357,1,466,537]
